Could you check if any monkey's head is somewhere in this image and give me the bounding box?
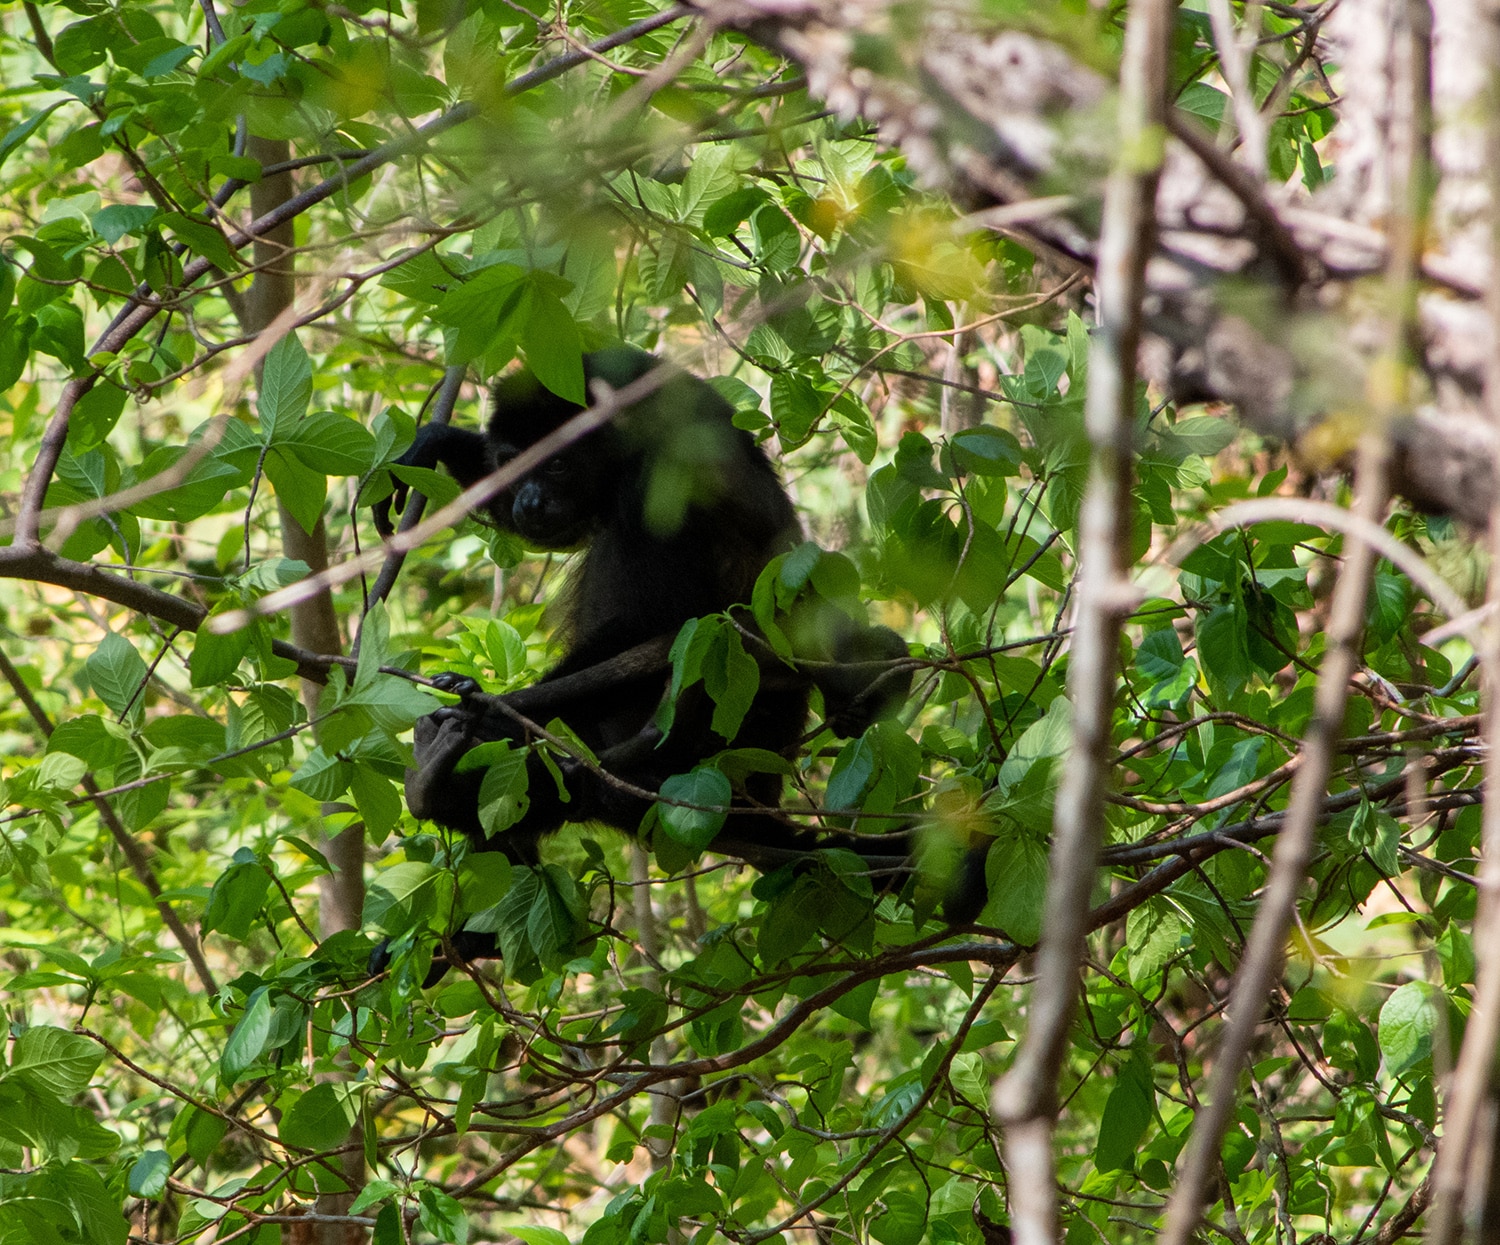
[487,388,618,548]
[487,345,751,547]
[487,347,664,547]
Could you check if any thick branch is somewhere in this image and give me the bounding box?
[0,544,337,683]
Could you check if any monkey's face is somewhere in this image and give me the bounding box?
[495,444,611,548]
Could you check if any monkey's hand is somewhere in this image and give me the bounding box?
[430,672,483,698]
[406,710,479,822]
[371,462,413,538]
[371,424,490,539]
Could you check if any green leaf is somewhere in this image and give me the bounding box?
[950,425,1022,476]
[280,1082,358,1151]
[202,857,271,941]
[42,1160,129,1245]
[1366,568,1410,644]
[1378,981,1443,1076]
[220,987,273,1085]
[750,203,799,271]
[364,861,445,934]
[657,767,730,852]
[46,713,125,770]
[1135,627,1196,707]
[433,263,526,364]
[374,1202,403,1245]
[378,249,456,303]
[1095,1049,1154,1173]
[1195,602,1252,700]
[280,411,378,476]
[350,1180,402,1217]
[827,735,876,809]
[703,185,771,236]
[1126,899,1187,985]
[201,32,252,78]
[1163,415,1236,455]
[350,765,402,840]
[190,606,252,687]
[0,312,32,391]
[519,287,584,404]
[258,332,313,434]
[501,865,585,972]
[178,1105,228,1168]
[829,977,879,1029]
[769,371,824,445]
[69,381,128,449]
[33,300,85,369]
[85,632,147,721]
[757,877,820,965]
[158,211,239,272]
[1204,736,1264,800]
[870,1189,926,1245]
[130,445,247,523]
[0,103,68,174]
[129,1149,170,1198]
[388,462,461,512]
[979,832,1048,945]
[289,746,352,801]
[264,444,328,535]
[418,1184,470,1244]
[10,1026,103,1096]
[458,853,513,915]
[1178,81,1227,127]
[702,627,759,740]
[472,741,532,838]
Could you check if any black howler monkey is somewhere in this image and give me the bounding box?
[375,346,972,976]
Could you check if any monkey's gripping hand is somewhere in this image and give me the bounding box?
[813,621,913,738]
[405,708,487,834]
[403,675,600,858]
[405,674,515,823]
[405,675,524,838]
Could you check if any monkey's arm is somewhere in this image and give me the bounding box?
[373,423,490,536]
[442,620,910,745]
[463,637,675,719]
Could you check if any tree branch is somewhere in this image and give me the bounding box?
[990,3,1172,1243]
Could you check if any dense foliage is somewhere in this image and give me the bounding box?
[0,2,1472,1243]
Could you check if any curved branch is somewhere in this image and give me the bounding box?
[0,544,338,683]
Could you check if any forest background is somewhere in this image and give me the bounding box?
[0,1,1497,1244]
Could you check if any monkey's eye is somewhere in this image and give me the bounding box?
[541,458,569,477]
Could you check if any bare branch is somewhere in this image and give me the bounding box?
[1160,3,1425,1238]
[989,3,1173,1242]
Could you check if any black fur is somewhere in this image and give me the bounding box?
[374,347,974,979]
